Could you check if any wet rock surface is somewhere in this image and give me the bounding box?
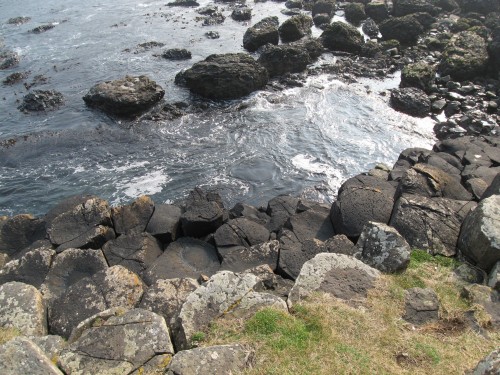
[243,17,279,52]
[19,90,63,113]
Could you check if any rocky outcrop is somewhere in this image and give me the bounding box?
[58,308,174,374]
[232,7,252,21]
[288,253,381,307]
[356,222,411,273]
[0,50,20,70]
[458,195,500,272]
[243,17,279,52]
[365,1,389,23]
[403,287,440,325]
[392,0,440,16]
[0,214,46,257]
[390,87,430,118]
[83,76,165,116]
[219,240,280,273]
[0,282,47,336]
[321,22,364,54]
[162,48,192,60]
[379,15,424,45]
[400,61,436,93]
[278,14,312,43]
[257,44,311,77]
[215,218,270,249]
[111,195,154,235]
[266,195,299,233]
[439,31,489,81]
[166,345,254,375]
[18,90,64,112]
[177,53,269,100]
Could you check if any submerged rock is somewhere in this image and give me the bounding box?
[231,7,252,21]
[83,75,165,116]
[7,16,31,25]
[18,90,64,112]
[31,24,55,33]
[178,53,269,100]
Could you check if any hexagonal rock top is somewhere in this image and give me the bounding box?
[83,75,165,116]
[287,253,381,308]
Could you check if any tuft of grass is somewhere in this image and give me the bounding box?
[191,331,206,344]
[0,327,21,345]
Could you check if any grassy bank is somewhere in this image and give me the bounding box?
[202,251,499,374]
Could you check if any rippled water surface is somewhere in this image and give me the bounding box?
[0,0,435,216]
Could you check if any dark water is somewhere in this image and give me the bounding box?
[0,0,435,216]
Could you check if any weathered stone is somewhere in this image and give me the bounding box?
[278,14,312,43]
[231,7,252,21]
[458,195,500,271]
[365,1,389,23]
[258,44,311,77]
[396,163,472,201]
[18,90,64,112]
[344,3,367,26]
[139,278,199,326]
[453,263,485,284]
[180,190,225,237]
[266,195,299,233]
[324,234,357,256]
[390,87,430,118]
[312,0,336,17]
[49,265,144,339]
[41,248,108,303]
[284,204,335,242]
[331,174,396,238]
[0,246,55,288]
[219,240,280,273]
[58,309,173,374]
[47,197,112,250]
[439,31,489,81]
[427,154,462,176]
[243,17,279,52]
[393,0,439,16]
[162,48,192,60]
[229,202,269,226]
[461,284,500,329]
[145,204,182,244]
[175,271,261,349]
[321,21,364,54]
[488,261,500,292]
[313,13,331,27]
[401,61,436,92]
[166,345,254,375]
[356,222,411,273]
[0,50,20,70]
[0,337,64,375]
[466,178,489,200]
[403,287,439,325]
[215,218,270,249]
[466,348,500,375]
[288,253,381,308]
[83,76,165,116]
[379,15,424,45]
[7,16,31,25]
[31,24,55,33]
[362,18,380,38]
[482,173,500,199]
[111,195,154,235]
[0,214,46,257]
[0,282,47,336]
[102,232,162,275]
[390,194,476,257]
[143,237,220,285]
[29,335,67,361]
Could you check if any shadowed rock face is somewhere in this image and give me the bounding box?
[320,21,364,54]
[83,75,165,116]
[243,17,279,52]
[178,53,269,100]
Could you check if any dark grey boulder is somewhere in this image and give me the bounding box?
[102,232,162,275]
[258,44,311,77]
[48,265,144,339]
[0,337,64,375]
[41,248,108,303]
[44,194,96,229]
[229,202,270,226]
[324,234,357,256]
[58,308,173,374]
[30,335,67,361]
[143,237,220,285]
[83,75,165,116]
[439,31,489,81]
[466,348,500,375]
[458,195,500,272]
[166,345,254,375]
[362,18,380,38]
[396,163,473,201]
[392,0,440,16]
[365,1,389,23]
[313,13,332,27]
[215,218,270,249]
[330,174,396,238]
[0,246,55,288]
[390,87,430,118]
[278,229,326,280]
[181,198,224,238]
[18,90,64,112]
[482,173,500,199]
[0,281,47,336]
[47,197,113,250]
[0,214,46,257]
[0,50,20,70]
[312,0,336,17]
[111,195,154,235]
[243,17,279,52]
[488,261,500,292]
[145,203,182,243]
[167,0,199,6]
[344,3,367,26]
[31,24,55,33]
[356,222,411,273]
[286,0,303,9]
[178,53,269,100]
[284,204,335,242]
[139,278,199,326]
[162,48,192,60]
[401,61,436,93]
[466,178,489,200]
[379,15,424,45]
[231,7,252,21]
[7,16,31,25]
[403,287,439,325]
[278,14,312,43]
[266,195,299,233]
[390,194,476,256]
[287,253,381,308]
[292,37,324,59]
[457,0,500,14]
[321,21,365,54]
[219,240,280,273]
[426,154,462,176]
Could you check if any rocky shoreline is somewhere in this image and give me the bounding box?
[1,0,500,373]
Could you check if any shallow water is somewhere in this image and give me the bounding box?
[0,0,435,216]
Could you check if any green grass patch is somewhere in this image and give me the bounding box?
[415,342,441,365]
[409,250,459,270]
